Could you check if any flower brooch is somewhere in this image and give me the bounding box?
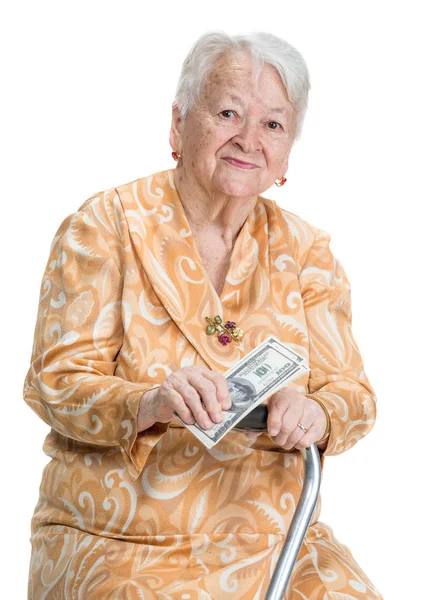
[205,315,244,346]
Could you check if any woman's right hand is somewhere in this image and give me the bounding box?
[137,365,232,433]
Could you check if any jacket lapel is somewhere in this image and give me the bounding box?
[116,168,270,371]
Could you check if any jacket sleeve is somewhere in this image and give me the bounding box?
[299,228,378,457]
[23,189,168,480]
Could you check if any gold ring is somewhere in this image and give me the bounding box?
[297,422,307,433]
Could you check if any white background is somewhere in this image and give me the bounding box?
[2,1,424,598]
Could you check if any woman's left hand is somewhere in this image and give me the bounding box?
[266,388,328,450]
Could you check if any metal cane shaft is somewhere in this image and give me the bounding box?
[265,444,322,599]
[235,405,322,598]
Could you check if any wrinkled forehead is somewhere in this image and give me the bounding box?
[200,49,290,107]
[206,50,259,83]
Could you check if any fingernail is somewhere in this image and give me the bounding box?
[269,428,278,436]
[213,412,223,423]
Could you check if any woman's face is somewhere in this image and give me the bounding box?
[170,50,297,198]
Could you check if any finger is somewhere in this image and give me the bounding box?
[267,393,290,437]
[292,399,328,449]
[202,370,232,410]
[293,417,326,449]
[293,427,319,450]
[172,395,197,425]
[158,386,196,425]
[272,404,304,447]
[186,373,225,424]
[172,378,215,429]
[284,411,315,450]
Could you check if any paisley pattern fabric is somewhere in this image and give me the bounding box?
[24,168,382,599]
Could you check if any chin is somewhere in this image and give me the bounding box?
[214,175,261,198]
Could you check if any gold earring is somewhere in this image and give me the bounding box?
[275,177,287,187]
[171,151,182,161]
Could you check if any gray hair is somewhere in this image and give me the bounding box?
[173,31,311,141]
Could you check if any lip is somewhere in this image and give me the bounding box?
[222,157,259,170]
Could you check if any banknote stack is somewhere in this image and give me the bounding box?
[174,336,310,449]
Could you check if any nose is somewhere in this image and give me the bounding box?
[232,120,262,154]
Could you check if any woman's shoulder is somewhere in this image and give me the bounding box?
[44,169,174,274]
[77,168,172,212]
[259,195,331,264]
[70,168,173,238]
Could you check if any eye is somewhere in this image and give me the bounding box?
[220,109,237,119]
[267,121,283,130]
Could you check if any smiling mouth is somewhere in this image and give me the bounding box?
[222,157,258,170]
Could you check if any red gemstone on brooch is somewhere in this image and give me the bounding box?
[205,316,244,345]
[218,333,232,345]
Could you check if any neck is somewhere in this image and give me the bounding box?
[173,166,258,250]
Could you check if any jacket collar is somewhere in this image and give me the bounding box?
[116,168,271,370]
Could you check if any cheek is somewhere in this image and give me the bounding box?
[266,140,291,168]
[191,127,228,161]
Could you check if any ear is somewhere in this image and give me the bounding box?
[169,102,183,152]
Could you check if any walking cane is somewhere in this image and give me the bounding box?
[235,405,322,599]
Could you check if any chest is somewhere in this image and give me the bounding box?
[117,213,308,382]
[187,228,235,297]
[196,247,232,297]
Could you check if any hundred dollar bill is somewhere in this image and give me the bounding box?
[174,335,310,449]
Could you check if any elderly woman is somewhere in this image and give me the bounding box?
[24,31,382,599]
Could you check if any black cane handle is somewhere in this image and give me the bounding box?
[234,404,268,432]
